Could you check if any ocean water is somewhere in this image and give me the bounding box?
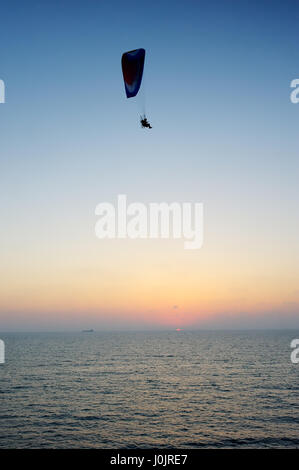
[0,330,298,448]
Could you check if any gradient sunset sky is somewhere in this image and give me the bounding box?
[0,0,298,330]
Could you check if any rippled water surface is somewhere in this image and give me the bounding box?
[0,330,298,448]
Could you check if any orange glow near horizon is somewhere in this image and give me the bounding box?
[1,234,298,329]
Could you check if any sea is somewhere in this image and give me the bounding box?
[0,330,298,448]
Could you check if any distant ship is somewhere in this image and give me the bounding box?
[82,329,94,333]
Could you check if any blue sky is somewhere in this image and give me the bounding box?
[0,0,299,329]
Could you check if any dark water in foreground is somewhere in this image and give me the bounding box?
[0,330,298,448]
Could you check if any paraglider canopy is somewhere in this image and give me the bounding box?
[121,48,145,98]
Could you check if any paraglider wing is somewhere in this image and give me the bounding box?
[121,48,145,98]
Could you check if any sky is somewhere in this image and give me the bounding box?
[0,0,299,330]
